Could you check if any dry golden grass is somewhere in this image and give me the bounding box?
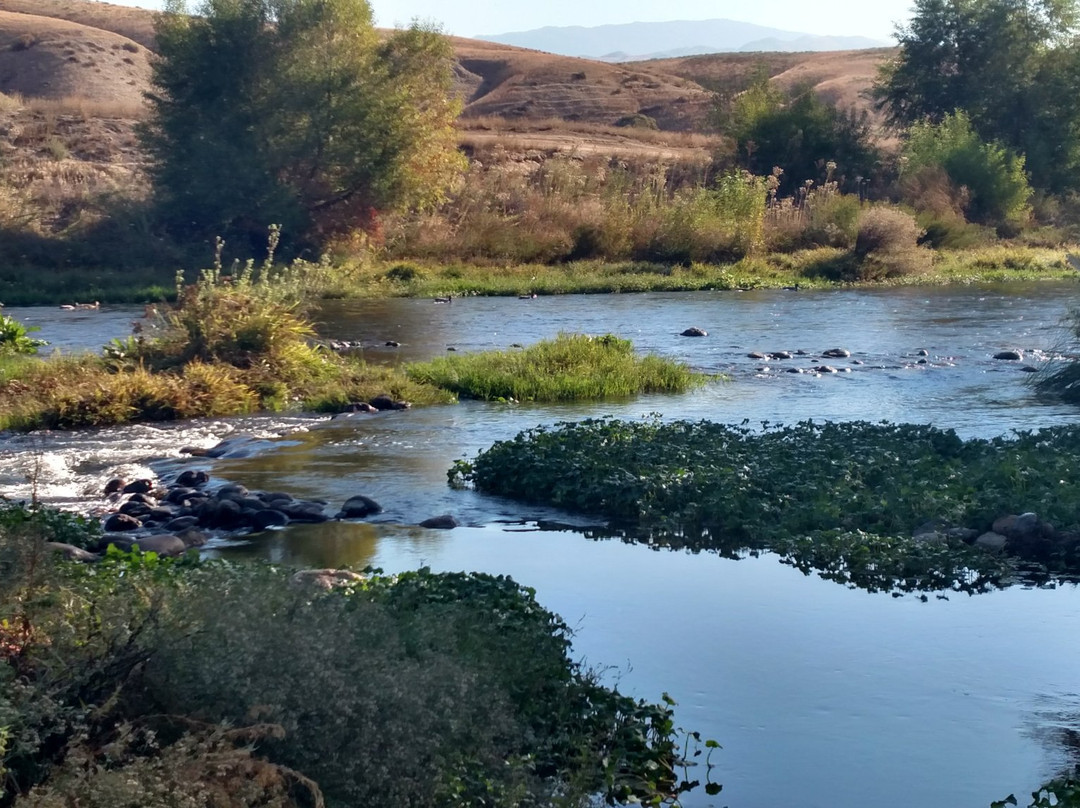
[649,48,894,134]
[0,10,152,107]
[451,36,713,131]
[3,0,157,50]
[4,91,146,119]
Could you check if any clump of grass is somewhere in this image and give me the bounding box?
[846,206,932,281]
[406,333,704,402]
[1032,308,1080,403]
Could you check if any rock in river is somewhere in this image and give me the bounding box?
[337,495,383,519]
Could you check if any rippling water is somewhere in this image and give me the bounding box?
[4,282,1080,807]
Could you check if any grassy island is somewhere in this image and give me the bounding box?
[0,265,698,431]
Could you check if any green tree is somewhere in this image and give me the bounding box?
[718,76,879,196]
[901,111,1032,226]
[141,0,464,252]
[875,0,1080,191]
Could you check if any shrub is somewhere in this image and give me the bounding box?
[851,207,931,280]
[614,114,658,130]
[1,517,701,807]
[641,173,766,264]
[385,262,424,283]
[901,111,1032,227]
[1032,309,1080,403]
[11,34,37,52]
[0,315,45,356]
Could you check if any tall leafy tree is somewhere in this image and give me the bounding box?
[141,0,464,251]
[875,0,1080,191]
[719,76,879,195]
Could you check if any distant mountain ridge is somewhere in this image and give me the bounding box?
[476,19,887,60]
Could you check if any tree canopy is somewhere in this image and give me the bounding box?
[141,0,464,252]
[875,0,1080,192]
[716,74,879,196]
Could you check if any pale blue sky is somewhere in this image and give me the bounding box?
[109,0,913,40]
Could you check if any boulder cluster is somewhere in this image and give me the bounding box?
[48,468,458,561]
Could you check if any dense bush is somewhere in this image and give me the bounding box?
[0,316,45,357]
[0,511,705,807]
[850,207,931,280]
[900,112,1032,228]
[718,76,880,196]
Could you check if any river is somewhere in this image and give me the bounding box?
[3,281,1080,807]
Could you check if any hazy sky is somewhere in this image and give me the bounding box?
[108,0,913,40]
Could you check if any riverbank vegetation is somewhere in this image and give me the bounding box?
[0,263,695,429]
[7,2,1080,303]
[451,418,1080,592]
[0,505,707,806]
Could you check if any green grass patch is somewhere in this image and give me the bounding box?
[1,244,1075,305]
[406,333,704,402]
[332,246,1077,300]
[450,418,1080,593]
[0,507,710,806]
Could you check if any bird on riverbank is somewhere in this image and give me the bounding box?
[1066,253,1080,272]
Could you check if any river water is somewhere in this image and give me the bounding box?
[3,282,1080,807]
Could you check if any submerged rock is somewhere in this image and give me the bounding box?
[993,350,1024,361]
[176,469,209,488]
[369,394,411,411]
[337,495,383,519]
[681,327,708,337]
[122,479,154,495]
[249,509,290,531]
[822,348,850,358]
[419,514,459,530]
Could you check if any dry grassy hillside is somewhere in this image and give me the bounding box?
[2,0,157,50]
[0,10,152,106]
[0,0,899,259]
[651,48,894,122]
[451,37,712,131]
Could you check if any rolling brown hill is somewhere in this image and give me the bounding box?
[650,48,895,123]
[450,36,712,130]
[0,0,894,246]
[3,0,890,133]
[0,9,152,107]
[1,0,157,50]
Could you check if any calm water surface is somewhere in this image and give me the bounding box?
[5,282,1080,807]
